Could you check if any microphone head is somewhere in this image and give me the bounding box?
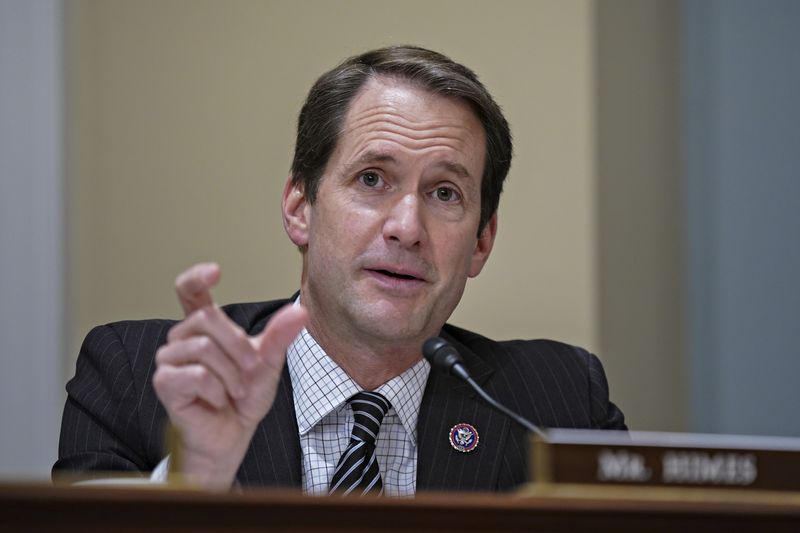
[422,336,465,374]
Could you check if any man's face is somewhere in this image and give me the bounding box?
[284,76,496,348]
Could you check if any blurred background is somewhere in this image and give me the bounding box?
[1,0,798,479]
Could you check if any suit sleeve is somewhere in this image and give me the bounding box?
[53,323,167,479]
[587,352,627,430]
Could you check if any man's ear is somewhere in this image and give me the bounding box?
[282,175,310,248]
[468,213,497,278]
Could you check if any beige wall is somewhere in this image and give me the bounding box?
[66,0,684,430]
[595,0,685,431]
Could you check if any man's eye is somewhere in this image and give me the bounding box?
[359,172,382,187]
[435,187,460,202]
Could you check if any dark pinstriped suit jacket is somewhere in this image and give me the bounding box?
[54,298,626,492]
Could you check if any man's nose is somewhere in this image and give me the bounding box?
[383,193,426,248]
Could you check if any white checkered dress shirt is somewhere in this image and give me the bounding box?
[287,328,430,497]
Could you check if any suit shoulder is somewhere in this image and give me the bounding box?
[93,298,293,340]
[442,323,625,430]
[442,323,594,366]
[219,299,294,331]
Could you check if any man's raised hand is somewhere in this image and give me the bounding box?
[153,263,307,489]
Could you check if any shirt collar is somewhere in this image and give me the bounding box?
[375,356,430,444]
[287,327,430,444]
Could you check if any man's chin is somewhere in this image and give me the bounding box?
[351,303,434,345]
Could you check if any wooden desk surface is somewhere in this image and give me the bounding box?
[2,482,799,532]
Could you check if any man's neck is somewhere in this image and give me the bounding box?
[304,313,426,391]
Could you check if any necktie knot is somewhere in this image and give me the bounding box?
[348,391,390,444]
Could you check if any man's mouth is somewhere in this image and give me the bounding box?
[365,265,429,284]
[372,269,420,281]
[363,265,429,294]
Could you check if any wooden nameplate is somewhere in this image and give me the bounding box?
[528,429,800,493]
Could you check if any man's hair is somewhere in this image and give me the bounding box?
[290,45,512,235]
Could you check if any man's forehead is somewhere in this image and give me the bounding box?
[343,75,481,131]
[333,107,484,185]
[316,75,487,189]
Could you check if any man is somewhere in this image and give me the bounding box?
[54,45,626,495]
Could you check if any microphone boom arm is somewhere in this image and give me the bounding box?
[463,375,547,439]
[423,336,548,440]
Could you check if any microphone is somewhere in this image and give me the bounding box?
[423,337,547,440]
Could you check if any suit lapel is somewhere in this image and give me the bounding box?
[416,331,512,492]
[235,311,303,488]
[235,364,302,487]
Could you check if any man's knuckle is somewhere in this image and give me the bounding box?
[152,367,169,393]
[196,366,213,387]
[194,335,212,353]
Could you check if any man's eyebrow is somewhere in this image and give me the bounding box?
[342,151,398,175]
[434,160,472,179]
[344,150,473,179]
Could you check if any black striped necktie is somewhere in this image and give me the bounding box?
[328,391,391,496]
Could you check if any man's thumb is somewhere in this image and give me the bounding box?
[255,303,308,358]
